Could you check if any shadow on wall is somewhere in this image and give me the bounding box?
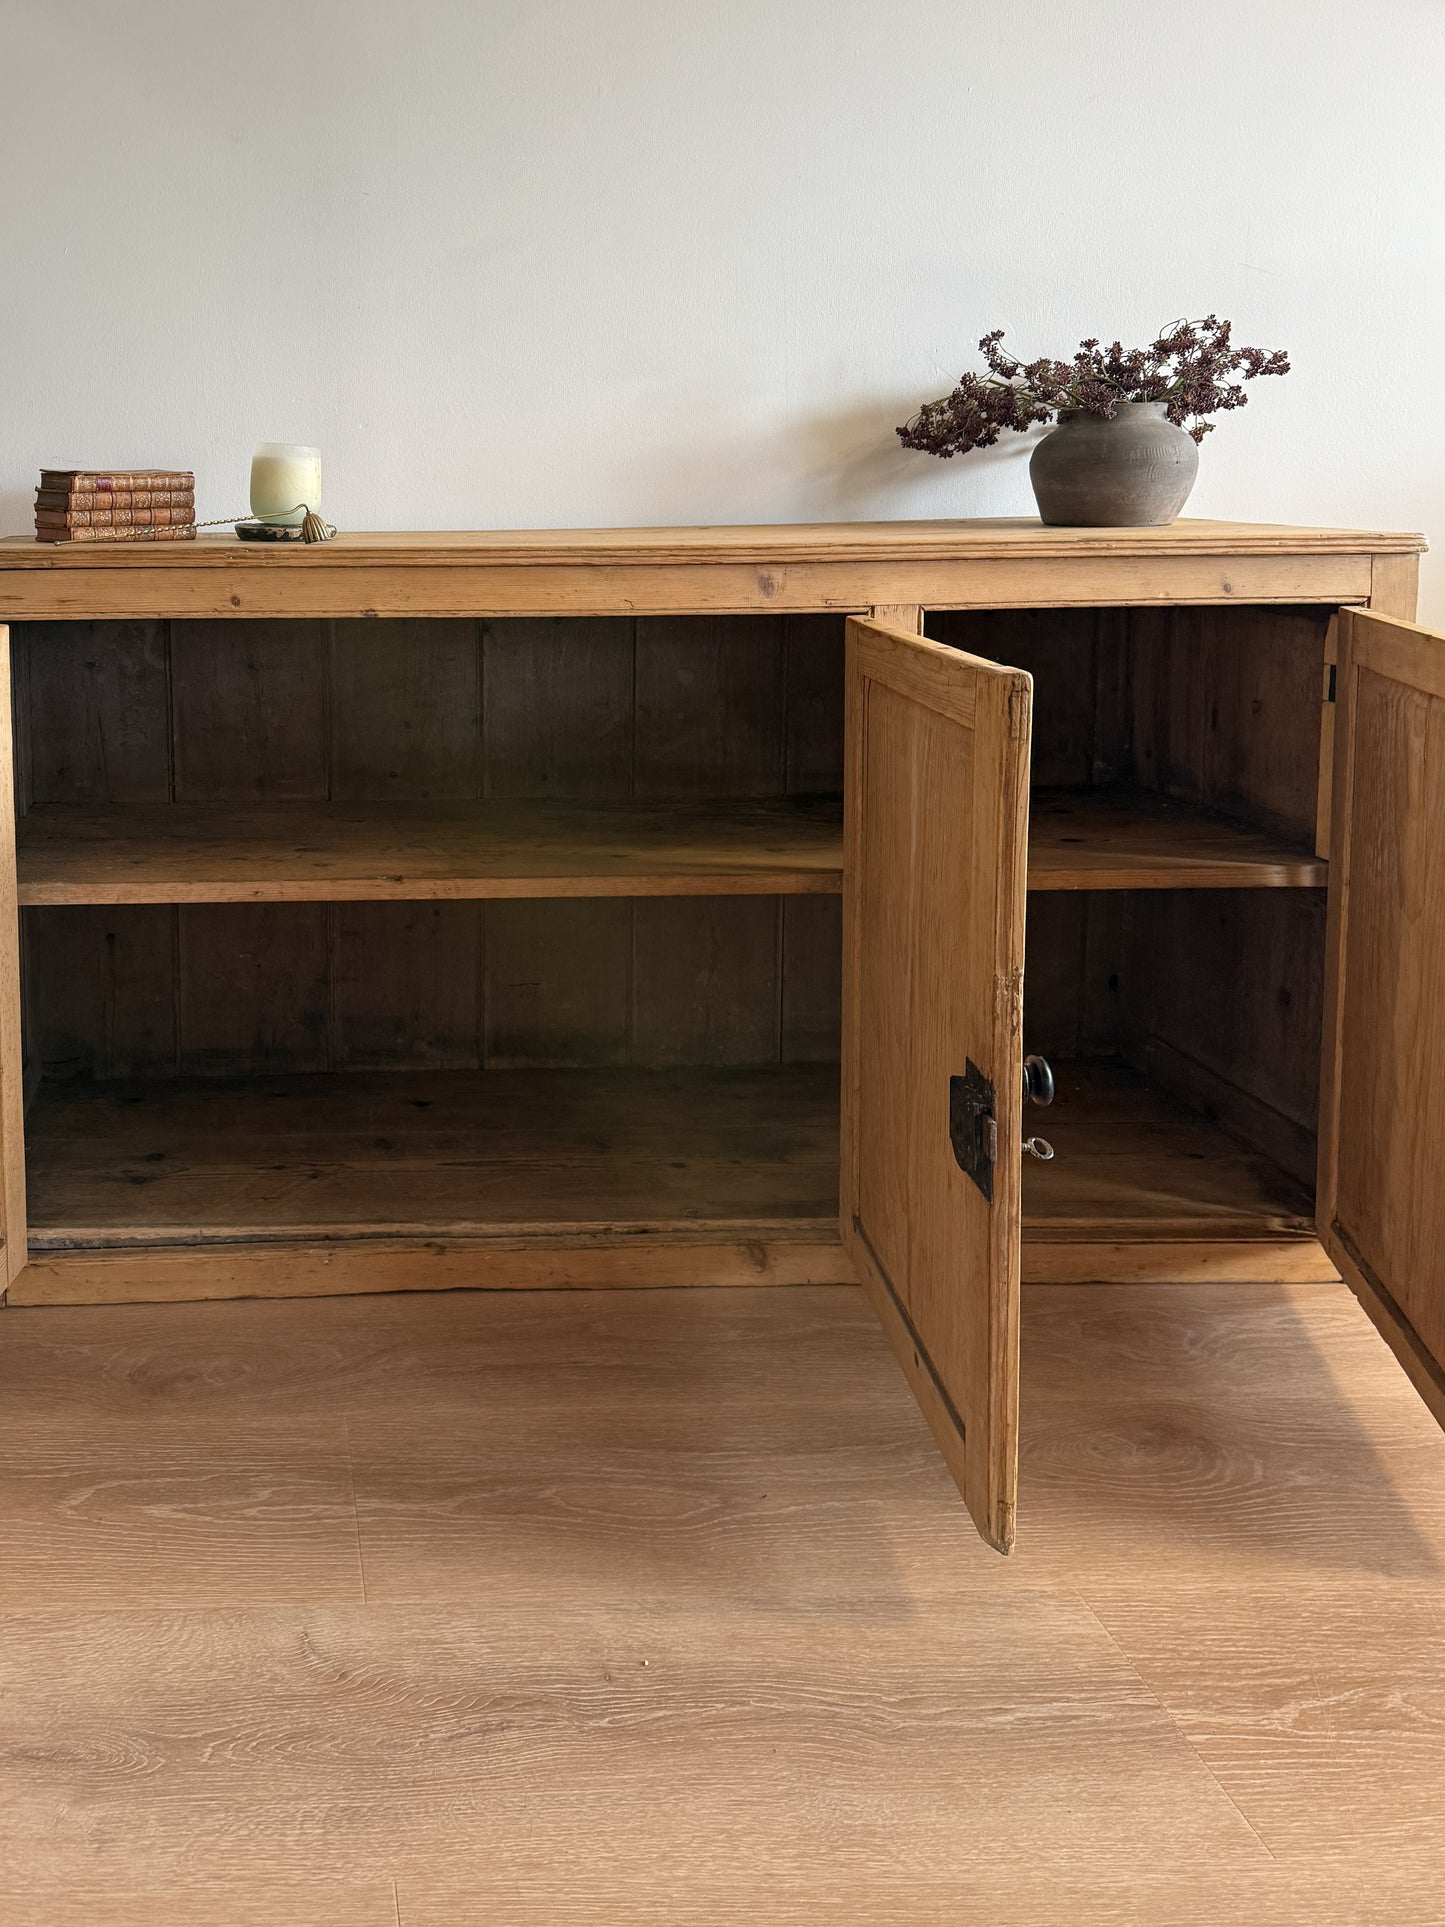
[0,410,1046,534]
[622,400,1045,526]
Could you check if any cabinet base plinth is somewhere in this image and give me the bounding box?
[5,1230,1339,1307]
[8,1236,854,1306]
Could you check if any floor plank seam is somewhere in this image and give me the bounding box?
[1069,1583,1280,1865]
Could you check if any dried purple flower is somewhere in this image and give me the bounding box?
[898,317,1290,456]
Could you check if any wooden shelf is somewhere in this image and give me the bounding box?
[25,1057,1315,1256]
[1027,790,1326,890]
[1022,1060,1317,1242]
[16,789,1323,906]
[25,1065,841,1248]
[15,798,845,904]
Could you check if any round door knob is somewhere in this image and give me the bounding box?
[1023,1054,1055,1106]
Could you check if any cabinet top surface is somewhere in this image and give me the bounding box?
[0,516,1426,571]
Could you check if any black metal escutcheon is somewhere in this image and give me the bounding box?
[949,1059,997,1201]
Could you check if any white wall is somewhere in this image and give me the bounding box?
[4,0,1443,615]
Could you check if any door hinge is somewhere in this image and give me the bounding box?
[949,1060,997,1201]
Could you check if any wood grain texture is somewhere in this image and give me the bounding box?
[479,618,640,1075]
[1027,788,1325,889]
[330,617,481,800]
[631,896,781,1064]
[24,1065,841,1246]
[841,616,1029,1550]
[483,899,632,1068]
[931,607,1122,787]
[2,1280,1445,1913]
[170,620,329,801]
[0,1892,399,1927]
[0,1595,1263,1888]
[0,552,1382,621]
[0,1417,362,1608]
[15,789,1326,904]
[20,1054,1320,1284]
[1129,603,1330,841]
[20,613,846,1077]
[634,615,784,798]
[1315,613,1338,860]
[331,900,482,1070]
[1022,1059,1316,1241]
[0,522,1409,628]
[1320,610,1445,1428]
[1,517,1423,564]
[17,617,170,803]
[780,894,842,1062]
[13,1236,854,1304]
[1369,549,1423,620]
[1116,888,1328,1188]
[176,903,329,1075]
[16,797,845,902]
[25,904,178,1079]
[482,616,634,798]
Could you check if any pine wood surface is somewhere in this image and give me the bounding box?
[1320,610,1445,1429]
[2,1279,1445,1921]
[841,616,1030,1549]
[14,787,1325,904]
[21,1058,1318,1274]
[0,520,1417,623]
[24,1065,841,1246]
[0,517,1424,566]
[1022,1060,1316,1239]
[13,1236,855,1305]
[16,613,848,1079]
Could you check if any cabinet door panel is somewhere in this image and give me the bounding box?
[0,628,26,1289]
[841,616,1031,1551]
[1320,609,1445,1425]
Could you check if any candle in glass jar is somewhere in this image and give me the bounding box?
[250,443,321,526]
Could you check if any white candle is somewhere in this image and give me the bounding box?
[250,443,321,527]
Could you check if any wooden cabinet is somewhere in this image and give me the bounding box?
[0,517,1437,1551]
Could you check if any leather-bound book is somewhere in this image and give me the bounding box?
[39,468,195,493]
[35,523,199,543]
[36,504,196,530]
[35,487,196,512]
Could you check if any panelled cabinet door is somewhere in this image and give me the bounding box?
[841,616,1031,1552]
[0,627,25,1290]
[1319,609,1445,1428]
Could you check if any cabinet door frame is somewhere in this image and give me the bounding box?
[0,625,26,1293]
[1319,606,1445,1428]
[841,610,1032,1552]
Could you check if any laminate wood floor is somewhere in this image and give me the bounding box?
[2,1281,1444,1924]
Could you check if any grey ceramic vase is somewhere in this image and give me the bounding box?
[1029,401,1199,527]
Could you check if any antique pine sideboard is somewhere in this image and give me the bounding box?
[0,516,1438,1550]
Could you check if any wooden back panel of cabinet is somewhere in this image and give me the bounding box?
[11,614,846,1082]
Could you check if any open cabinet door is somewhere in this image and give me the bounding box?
[0,627,25,1294]
[841,616,1031,1552]
[1320,609,1445,1427]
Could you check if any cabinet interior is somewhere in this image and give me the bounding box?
[10,605,1330,1264]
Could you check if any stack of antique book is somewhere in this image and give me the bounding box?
[34,468,196,542]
